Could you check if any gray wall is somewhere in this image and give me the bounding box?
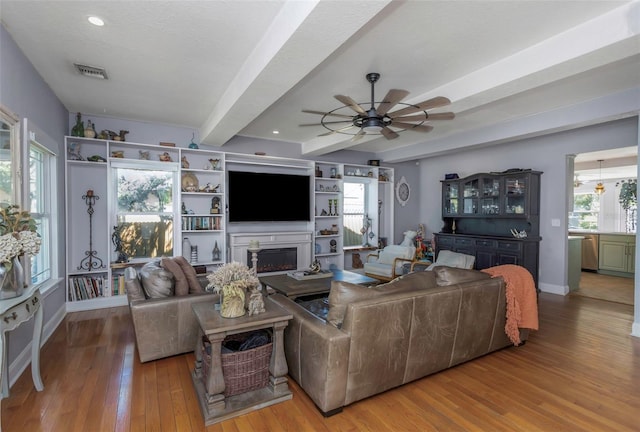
[0,25,68,381]
[418,116,639,295]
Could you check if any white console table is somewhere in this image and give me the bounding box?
[0,285,44,431]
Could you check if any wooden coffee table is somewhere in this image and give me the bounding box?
[259,269,378,299]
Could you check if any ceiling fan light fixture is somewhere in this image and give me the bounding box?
[362,118,383,133]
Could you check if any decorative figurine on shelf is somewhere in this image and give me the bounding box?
[112,225,129,263]
[181,155,190,168]
[111,150,124,158]
[67,142,84,161]
[138,150,150,160]
[212,241,221,261]
[188,133,199,149]
[159,151,172,162]
[115,130,129,142]
[87,155,106,162]
[84,120,96,138]
[330,239,337,253]
[71,112,84,137]
[208,158,220,170]
[181,202,187,214]
[210,196,221,214]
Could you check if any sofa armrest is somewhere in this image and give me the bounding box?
[129,292,218,362]
[270,294,351,414]
[366,253,379,263]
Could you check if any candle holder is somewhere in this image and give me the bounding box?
[78,190,106,271]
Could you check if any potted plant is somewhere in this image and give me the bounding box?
[616,179,637,232]
[205,262,260,318]
[0,204,41,298]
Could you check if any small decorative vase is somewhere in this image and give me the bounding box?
[0,256,25,299]
[84,120,96,138]
[220,288,246,318]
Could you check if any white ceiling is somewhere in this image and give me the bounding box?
[1,1,639,163]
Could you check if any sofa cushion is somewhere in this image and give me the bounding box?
[139,260,175,298]
[174,256,205,293]
[427,250,475,270]
[433,266,491,286]
[161,257,189,296]
[327,281,383,328]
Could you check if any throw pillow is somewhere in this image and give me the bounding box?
[161,257,189,296]
[327,280,382,328]
[123,267,146,301]
[433,266,491,286]
[174,256,205,293]
[139,260,175,298]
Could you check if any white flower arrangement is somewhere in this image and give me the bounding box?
[0,204,41,265]
[205,262,259,295]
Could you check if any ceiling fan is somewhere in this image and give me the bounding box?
[301,72,455,141]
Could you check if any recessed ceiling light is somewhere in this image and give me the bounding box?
[88,16,104,26]
[272,130,280,134]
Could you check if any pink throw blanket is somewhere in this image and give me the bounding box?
[481,264,538,345]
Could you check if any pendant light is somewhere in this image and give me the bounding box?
[594,159,605,195]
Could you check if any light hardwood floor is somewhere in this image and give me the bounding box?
[3,293,639,431]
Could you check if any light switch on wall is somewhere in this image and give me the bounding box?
[551,218,561,227]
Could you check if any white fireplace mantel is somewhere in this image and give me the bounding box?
[227,232,313,273]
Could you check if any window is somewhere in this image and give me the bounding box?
[112,162,177,260]
[343,181,370,247]
[569,192,600,230]
[29,143,55,285]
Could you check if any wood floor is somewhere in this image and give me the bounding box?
[571,271,634,305]
[3,293,639,431]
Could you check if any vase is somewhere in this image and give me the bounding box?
[0,256,25,299]
[219,288,246,319]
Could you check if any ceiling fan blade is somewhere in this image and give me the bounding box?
[392,122,434,133]
[393,112,455,122]
[335,95,366,115]
[351,130,366,141]
[299,120,352,127]
[318,124,355,136]
[376,89,410,116]
[302,109,353,119]
[380,126,399,140]
[388,96,451,118]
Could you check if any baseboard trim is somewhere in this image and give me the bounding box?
[538,282,568,295]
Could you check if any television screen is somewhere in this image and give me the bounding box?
[228,171,311,222]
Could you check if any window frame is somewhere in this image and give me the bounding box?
[110,159,179,262]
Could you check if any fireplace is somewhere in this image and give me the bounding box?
[228,232,312,275]
[247,247,297,273]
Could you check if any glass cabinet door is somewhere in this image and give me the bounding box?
[462,178,479,214]
[443,182,459,215]
[505,176,527,214]
[481,177,500,215]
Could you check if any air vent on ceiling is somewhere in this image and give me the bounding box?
[73,63,108,80]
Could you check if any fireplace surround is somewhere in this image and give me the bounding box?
[228,232,313,274]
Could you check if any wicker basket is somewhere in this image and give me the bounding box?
[202,331,272,397]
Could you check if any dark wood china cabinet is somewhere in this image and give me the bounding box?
[437,169,542,286]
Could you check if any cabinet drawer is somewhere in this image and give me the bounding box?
[454,238,473,247]
[475,239,497,249]
[1,291,41,332]
[497,241,522,252]
[436,236,454,247]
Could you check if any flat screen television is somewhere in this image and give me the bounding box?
[228,171,311,222]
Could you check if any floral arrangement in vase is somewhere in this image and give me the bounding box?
[206,262,260,318]
[0,204,41,298]
[0,204,41,264]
